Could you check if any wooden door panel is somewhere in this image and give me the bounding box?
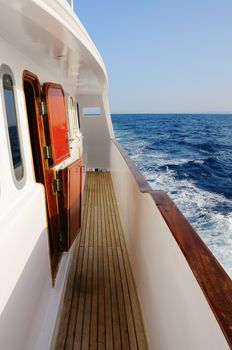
[24,74,81,263]
[58,159,82,250]
[44,169,60,251]
[43,83,70,166]
[24,73,62,257]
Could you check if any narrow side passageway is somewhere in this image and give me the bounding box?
[55,171,147,350]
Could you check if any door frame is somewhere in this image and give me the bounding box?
[23,70,62,279]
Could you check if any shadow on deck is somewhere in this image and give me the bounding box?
[55,171,147,350]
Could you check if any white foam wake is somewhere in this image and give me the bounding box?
[133,154,232,278]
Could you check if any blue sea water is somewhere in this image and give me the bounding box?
[112,114,232,278]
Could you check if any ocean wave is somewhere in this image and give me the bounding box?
[112,114,232,277]
[143,165,232,276]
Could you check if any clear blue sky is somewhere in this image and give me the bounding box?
[75,0,232,114]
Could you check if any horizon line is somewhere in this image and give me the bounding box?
[110,112,232,115]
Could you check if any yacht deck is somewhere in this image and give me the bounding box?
[55,171,147,350]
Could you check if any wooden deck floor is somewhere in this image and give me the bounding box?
[55,171,147,350]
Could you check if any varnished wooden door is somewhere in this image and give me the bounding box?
[24,73,81,266]
[23,73,64,261]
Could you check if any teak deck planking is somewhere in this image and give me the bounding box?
[55,171,147,350]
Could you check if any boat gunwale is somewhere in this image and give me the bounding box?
[113,139,232,349]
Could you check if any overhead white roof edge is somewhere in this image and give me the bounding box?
[32,0,108,83]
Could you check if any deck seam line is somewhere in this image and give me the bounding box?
[101,173,113,349]
[107,174,138,349]
[104,173,128,349]
[63,172,90,350]
[106,173,131,349]
[73,172,93,349]
[103,172,120,349]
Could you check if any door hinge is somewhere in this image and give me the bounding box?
[43,145,52,159]
[38,100,48,115]
[53,178,62,193]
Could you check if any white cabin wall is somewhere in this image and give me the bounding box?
[0,35,81,350]
[0,184,50,350]
[109,141,229,350]
[79,93,114,169]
